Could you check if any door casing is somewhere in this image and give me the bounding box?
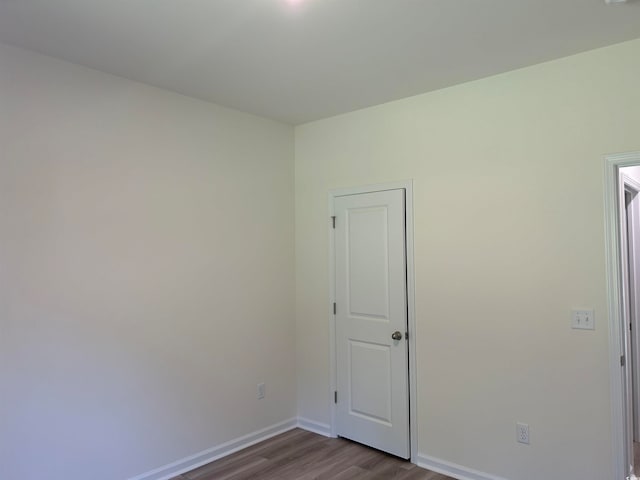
[328,180,417,462]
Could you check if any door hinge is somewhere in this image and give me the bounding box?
[333,302,336,315]
[331,216,336,229]
[621,355,626,367]
[334,391,337,403]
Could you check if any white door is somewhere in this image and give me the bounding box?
[622,175,640,478]
[625,188,640,443]
[334,188,410,459]
[620,174,640,478]
[622,189,635,477]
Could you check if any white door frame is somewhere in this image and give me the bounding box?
[328,179,418,462]
[604,152,640,480]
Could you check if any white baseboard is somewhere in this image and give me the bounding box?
[297,417,332,437]
[416,453,509,480]
[127,418,298,480]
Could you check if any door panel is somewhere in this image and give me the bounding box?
[347,206,389,319]
[335,188,409,459]
[349,340,392,424]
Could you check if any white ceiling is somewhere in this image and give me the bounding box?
[1,0,640,124]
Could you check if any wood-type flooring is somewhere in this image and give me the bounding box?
[171,428,454,480]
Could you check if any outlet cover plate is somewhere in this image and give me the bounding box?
[517,422,530,444]
[572,309,595,330]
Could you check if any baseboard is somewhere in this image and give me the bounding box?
[297,417,332,437]
[127,418,298,480]
[416,453,509,480]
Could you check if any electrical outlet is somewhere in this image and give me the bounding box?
[517,422,529,444]
[257,383,265,399]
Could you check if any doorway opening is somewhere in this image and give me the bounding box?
[605,152,640,480]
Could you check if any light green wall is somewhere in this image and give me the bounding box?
[295,38,640,480]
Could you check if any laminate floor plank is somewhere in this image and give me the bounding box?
[228,429,312,462]
[258,442,351,480]
[325,465,371,480]
[396,470,446,480]
[186,457,269,480]
[257,442,349,480]
[173,428,455,480]
[309,446,381,480]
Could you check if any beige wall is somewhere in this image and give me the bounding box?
[295,39,640,480]
[0,44,295,480]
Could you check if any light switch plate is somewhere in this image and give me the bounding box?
[572,309,595,330]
